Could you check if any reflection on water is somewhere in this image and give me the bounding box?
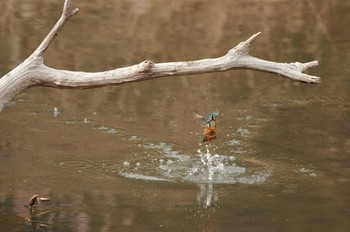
[25,205,51,232]
[197,183,216,208]
[1,0,350,231]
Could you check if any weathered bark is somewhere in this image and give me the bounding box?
[0,0,320,112]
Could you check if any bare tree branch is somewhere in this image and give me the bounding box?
[0,0,320,112]
[30,0,79,59]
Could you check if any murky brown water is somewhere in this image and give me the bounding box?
[1,0,349,231]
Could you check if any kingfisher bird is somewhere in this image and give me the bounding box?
[196,111,219,143]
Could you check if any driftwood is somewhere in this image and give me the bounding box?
[0,0,320,112]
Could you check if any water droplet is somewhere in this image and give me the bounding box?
[229,156,236,161]
[228,139,241,146]
[53,107,60,117]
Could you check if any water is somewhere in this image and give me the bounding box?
[118,142,270,185]
[117,142,271,209]
[1,0,350,231]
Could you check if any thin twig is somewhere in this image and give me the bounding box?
[30,0,79,58]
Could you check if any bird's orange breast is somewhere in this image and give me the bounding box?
[203,126,217,142]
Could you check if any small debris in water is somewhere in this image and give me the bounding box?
[26,194,50,208]
[25,194,52,230]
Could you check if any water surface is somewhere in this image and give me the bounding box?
[0,0,349,231]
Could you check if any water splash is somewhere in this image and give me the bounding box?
[198,145,226,181]
[118,140,270,185]
[117,142,271,208]
[53,107,60,117]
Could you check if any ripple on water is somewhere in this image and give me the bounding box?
[32,139,319,187]
[94,124,125,134]
[117,142,271,185]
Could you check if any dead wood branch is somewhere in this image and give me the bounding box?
[0,0,320,112]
